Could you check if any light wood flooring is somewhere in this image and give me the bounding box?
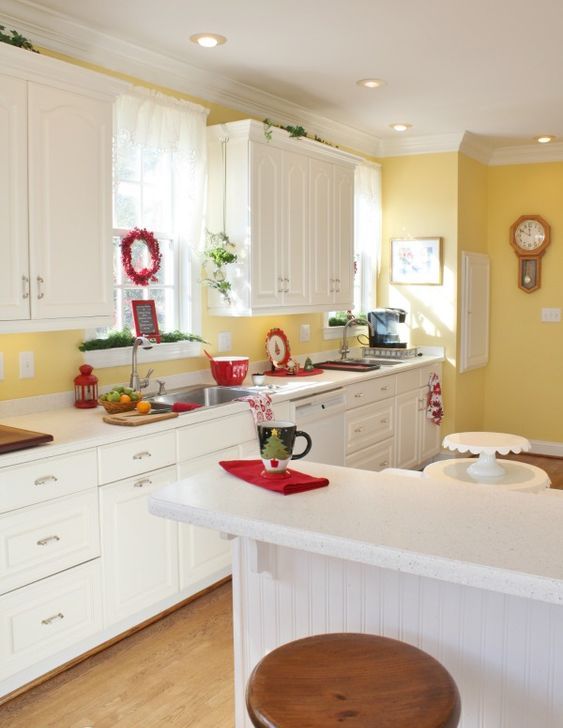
[0,582,235,728]
[2,455,562,728]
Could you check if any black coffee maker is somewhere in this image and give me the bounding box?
[367,308,407,348]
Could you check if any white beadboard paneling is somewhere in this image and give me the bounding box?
[233,537,563,728]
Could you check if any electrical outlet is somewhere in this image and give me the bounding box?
[0,353,4,381]
[541,307,561,323]
[299,324,311,343]
[217,331,232,352]
[19,351,35,379]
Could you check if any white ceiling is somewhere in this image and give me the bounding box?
[5,0,563,155]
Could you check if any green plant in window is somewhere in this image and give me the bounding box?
[78,328,207,351]
[202,230,238,304]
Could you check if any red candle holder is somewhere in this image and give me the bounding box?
[74,364,98,409]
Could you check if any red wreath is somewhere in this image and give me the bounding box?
[120,227,162,286]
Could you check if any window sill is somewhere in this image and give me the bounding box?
[82,341,202,369]
[323,325,367,341]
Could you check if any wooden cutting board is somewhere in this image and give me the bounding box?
[0,424,54,453]
[103,410,179,427]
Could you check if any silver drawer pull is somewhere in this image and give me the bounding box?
[133,451,152,460]
[380,386,389,391]
[37,275,45,299]
[354,427,364,433]
[34,475,59,486]
[134,478,152,488]
[37,535,61,546]
[379,460,389,468]
[380,418,388,424]
[354,392,365,398]
[41,612,64,626]
[22,275,30,299]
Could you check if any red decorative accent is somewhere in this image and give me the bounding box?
[265,367,324,377]
[265,327,291,368]
[121,227,162,286]
[219,459,329,495]
[74,364,98,409]
[131,299,161,342]
[426,372,444,425]
[270,459,279,468]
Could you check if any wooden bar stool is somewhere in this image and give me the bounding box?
[246,633,461,728]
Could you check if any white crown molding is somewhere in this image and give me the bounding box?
[381,132,465,158]
[459,132,494,165]
[489,142,563,166]
[0,0,383,157]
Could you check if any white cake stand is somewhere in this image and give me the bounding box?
[442,432,531,478]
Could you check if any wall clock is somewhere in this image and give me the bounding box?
[509,215,551,292]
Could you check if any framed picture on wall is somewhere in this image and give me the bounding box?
[390,237,443,285]
[131,299,161,342]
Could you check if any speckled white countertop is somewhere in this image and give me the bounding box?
[149,460,563,606]
[0,354,442,467]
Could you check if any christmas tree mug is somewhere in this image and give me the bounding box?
[257,421,312,475]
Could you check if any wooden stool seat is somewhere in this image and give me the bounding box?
[246,633,461,728]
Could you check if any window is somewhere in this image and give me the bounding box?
[325,162,381,334]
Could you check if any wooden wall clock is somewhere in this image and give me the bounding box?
[509,215,551,292]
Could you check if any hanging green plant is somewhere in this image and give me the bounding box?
[201,230,238,304]
[0,26,39,52]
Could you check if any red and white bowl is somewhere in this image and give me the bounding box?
[209,356,249,386]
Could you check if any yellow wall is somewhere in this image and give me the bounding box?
[0,49,369,401]
[484,162,563,440]
[380,152,458,433]
[453,153,488,432]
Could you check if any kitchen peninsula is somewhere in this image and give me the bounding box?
[150,463,563,728]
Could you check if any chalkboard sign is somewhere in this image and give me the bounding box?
[131,300,160,343]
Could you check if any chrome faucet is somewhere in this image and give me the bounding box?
[339,316,369,360]
[130,336,154,391]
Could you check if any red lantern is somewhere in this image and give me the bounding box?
[74,364,98,409]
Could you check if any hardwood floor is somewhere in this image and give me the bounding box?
[503,453,563,489]
[0,582,235,728]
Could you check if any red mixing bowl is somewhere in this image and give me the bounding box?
[210,356,249,386]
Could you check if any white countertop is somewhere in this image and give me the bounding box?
[149,460,563,606]
[0,354,442,467]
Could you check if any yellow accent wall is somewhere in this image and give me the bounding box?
[484,162,563,441]
[0,49,371,400]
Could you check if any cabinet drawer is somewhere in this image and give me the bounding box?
[346,438,394,472]
[346,376,396,409]
[0,560,102,681]
[0,449,97,514]
[98,431,176,485]
[0,490,100,595]
[177,411,256,462]
[346,400,394,454]
[395,369,420,394]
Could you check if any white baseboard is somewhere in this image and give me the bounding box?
[530,439,563,457]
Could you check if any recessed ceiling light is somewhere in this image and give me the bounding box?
[535,135,555,144]
[190,33,227,48]
[356,78,385,89]
[390,123,412,132]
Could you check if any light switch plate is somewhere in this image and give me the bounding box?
[541,307,561,322]
[19,351,34,379]
[300,324,311,343]
[217,331,232,352]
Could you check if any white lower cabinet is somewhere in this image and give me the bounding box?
[346,438,394,471]
[0,560,102,681]
[99,466,179,626]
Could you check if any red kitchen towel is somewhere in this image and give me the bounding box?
[171,402,203,413]
[426,372,444,425]
[235,393,274,424]
[219,459,329,495]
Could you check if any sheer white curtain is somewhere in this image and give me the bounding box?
[354,163,382,310]
[115,88,209,253]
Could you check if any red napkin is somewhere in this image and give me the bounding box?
[219,459,329,496]
[171,402,203,412]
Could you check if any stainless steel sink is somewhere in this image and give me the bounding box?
[147,385,256,412]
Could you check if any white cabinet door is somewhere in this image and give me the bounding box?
[460,251,490,372]
[250,141,283,309]
[309,157,333,304]
[419,399,442,464]
[332,165,354,308]
[282,150,309,306]
[178,448,239,593]
[0,74,29,321]
[100,466,179,626]
[28,83,113,320]
[346,438,394,471]
[395,390,420,470]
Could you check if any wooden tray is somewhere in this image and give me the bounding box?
[103,410,179,427]
[0,425,53,454]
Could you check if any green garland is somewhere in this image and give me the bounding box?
[79,329,207,351]
[0,26,38,52]
[263,118,337,147]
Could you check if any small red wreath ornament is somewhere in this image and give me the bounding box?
[120,227,162,286]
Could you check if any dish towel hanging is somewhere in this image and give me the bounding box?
[235,392,274,424]
[426,372,444,425]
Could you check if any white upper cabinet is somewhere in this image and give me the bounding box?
[207,119,360,316]
[0,43,126,333]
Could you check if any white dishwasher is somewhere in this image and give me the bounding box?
[290,388,346,466]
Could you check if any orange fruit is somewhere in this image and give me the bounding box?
[119,394,132,403]
[136,400,152,415]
